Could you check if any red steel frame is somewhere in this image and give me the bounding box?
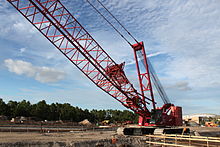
[132,42,156,125]
[132,42,183,126]
[7,0,154,117]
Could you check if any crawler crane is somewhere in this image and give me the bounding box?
[7,0,189,135]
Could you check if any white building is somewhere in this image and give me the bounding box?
[183,113,217,125]
[183,113,216,120]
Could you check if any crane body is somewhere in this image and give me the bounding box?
[132,42,182,127]
[7,0,187,135]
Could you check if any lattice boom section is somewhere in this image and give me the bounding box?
[7,0,150,116]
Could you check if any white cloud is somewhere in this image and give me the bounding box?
[124,51,165,66]
[150,1,220,88]
[19,47,26,53]
[0,0,9,10]
[13,21,36,34]
[4,59,35,77]
[0,11,38,43]
[4,59,65,83]
[165,57,220,88]
[167,81,192,91]
[147,51,165,58]
[35,67,65,83]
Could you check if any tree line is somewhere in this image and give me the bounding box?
[0,99,138,123]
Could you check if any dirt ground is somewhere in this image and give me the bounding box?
[189,126,220,137]
[0,127,220,144]
[0,131,116,144]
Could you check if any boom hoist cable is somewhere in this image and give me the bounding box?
[86,0,138,45]
[86,0,171,105]
[95,0,139,44]
[137,52,170,104]
[86,0,132,46]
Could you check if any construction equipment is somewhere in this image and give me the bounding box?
[205,122,218,127]
[7,0,187,135]
[101,120,110,126]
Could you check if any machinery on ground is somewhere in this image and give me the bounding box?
[7,0,188,135]
[205,122,218,127]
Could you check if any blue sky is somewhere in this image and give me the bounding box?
[0,0,220,115]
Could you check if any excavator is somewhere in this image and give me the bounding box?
[6,0,189,135]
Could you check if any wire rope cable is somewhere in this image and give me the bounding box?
[95,0,139,44]
[86,0,132,46]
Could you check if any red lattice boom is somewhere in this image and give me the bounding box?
[7,0,152,116]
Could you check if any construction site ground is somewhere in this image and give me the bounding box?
[0,131,116,144]
[0,130,147,147]
[0,126,220,147]
[189,126,220,137]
